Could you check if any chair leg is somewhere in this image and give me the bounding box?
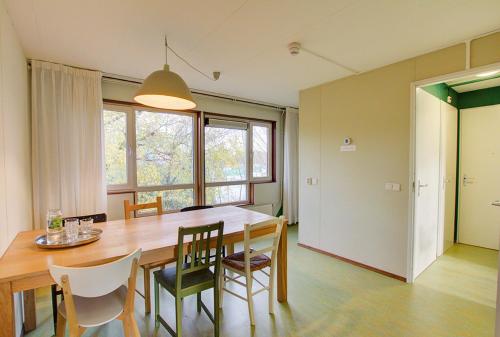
[268,263,276,315]
[246,273,255,326]
[129,314,141,337]
[144,267,151,314]
[214,279,220,337]
[175,296,183,337]
[197,292,202,313]
[219,268,224,308]
[55,311,66,337]
[122,316,131,337]
[51,285,58,331]
[154,278,160,329]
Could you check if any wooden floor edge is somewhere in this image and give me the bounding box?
[297,243,407,282]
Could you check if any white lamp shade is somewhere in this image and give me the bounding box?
[134,65,196,110]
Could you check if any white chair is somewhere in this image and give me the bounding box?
[219,216,284,325]
[49,248,142,337]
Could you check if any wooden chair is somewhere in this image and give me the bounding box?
[219,216,284,325]
[49,248,142,337]
[124,196,163,220]
[154,221,224,337]
[123,196,173,315]
[180,205,226,263]
[51,213,108,331]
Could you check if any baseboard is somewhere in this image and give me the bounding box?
[297,243,406,282]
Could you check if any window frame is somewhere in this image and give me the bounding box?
[103,100,276,211]
[249,121,273,182]
[104,102,199,212]
[202,114,274,206]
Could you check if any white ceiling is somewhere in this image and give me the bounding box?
[4,0,500,107]
[446,73,500,92]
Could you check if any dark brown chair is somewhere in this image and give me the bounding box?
[180,205,214,212]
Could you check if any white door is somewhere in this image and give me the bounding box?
[459,104,500,250]
[438,101,458,255]
[414,89,441,277]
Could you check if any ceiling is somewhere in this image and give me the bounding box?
[5,0,500,107]
[446,73,500,93]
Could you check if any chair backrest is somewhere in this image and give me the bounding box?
[124,197,163,219]
[63,213,107,224]
[243,216,284,269]
[49,249,142,298]
[175,221,224,290]
[180,205,214,212]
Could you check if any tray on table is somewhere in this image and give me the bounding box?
[35,228,103,249]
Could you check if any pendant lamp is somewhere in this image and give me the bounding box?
[134,37,196,110]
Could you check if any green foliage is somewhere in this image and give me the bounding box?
[104,109,257,209]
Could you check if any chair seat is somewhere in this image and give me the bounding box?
[58,285,126,328]
[154,264,214,294]
[222,250,271,272]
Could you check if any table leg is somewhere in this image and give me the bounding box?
[277,222,288,302]
[0,281,15,337]
[23,289,37,332]
[226,242,235,255]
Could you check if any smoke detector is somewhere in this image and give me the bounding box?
[288,42,301,56]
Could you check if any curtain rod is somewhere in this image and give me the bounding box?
[27,59,293,111]
[102,74,290,111]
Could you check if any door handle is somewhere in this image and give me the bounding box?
[417,180,428,196]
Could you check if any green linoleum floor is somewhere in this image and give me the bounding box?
[27,225,497,337]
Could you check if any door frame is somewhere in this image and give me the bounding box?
[407,61,500,283]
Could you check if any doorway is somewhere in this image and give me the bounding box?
[411,65,500,280]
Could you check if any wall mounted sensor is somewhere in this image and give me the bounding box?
[343,137,352,145]
[288,42,301,56]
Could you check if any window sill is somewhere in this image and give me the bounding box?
[107,189,135,195]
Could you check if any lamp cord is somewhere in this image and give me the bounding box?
[165,35,218,81]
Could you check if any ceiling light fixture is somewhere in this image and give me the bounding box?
[135,37,220,110]
[476,70,499,78]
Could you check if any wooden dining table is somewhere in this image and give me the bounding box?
[0,206,287,337]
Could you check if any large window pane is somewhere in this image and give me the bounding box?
[205,127,247,183]
[136,110,194,187]
[137,189,194,212]
[252,125,269,178]
[205,185,247,205]
[103,109,128,185]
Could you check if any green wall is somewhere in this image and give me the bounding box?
[458,86,500,109]
[422,83,459,107]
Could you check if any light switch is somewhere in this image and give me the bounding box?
[385,182,401,192]
[306,177,319,185]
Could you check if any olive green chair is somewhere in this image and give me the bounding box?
[154,221,224,337]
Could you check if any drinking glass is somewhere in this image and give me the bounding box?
[65,218,79,242]
[80,217,93,235]
[46,209,63,244]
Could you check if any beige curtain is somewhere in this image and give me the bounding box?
[283,107,298,224]
[31,60,107,228]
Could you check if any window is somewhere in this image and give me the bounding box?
[103,109,129,187]
[104,104,196,211]
[135,109,195,210]
[203,116,273,205]
[251,123,271,180]
[205,121,248,204]
[103,103,275,211]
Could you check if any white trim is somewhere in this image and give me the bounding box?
[407,61,500,283]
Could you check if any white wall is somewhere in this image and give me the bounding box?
[0,0,32,335]
[102,79,283,218]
